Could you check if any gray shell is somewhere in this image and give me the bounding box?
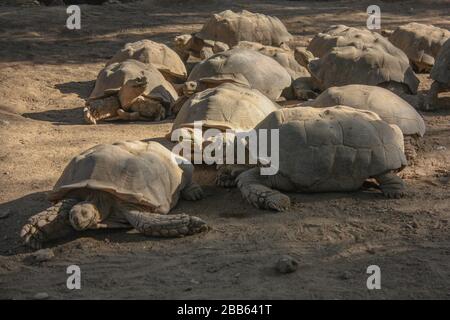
[431,38,450,84]
[188,48,292,100]
[196,10,293,47]
[306,85,425,137]
[106,40,187,81]
[49,141,192,214]
[254,106,407,192]
[388,23,450,70]
[171,83,280,133]
[89,60,178,106]
[309,45,419,94]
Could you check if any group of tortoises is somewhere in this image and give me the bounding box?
[22,10,450,248]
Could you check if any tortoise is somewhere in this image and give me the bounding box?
[303,85,426,160]
[233,106,407,211]
[84,60,179,124]
[233,41,309,80]
[388,23,450,73]
[106,39,188,83]
[21,141,208,249]
[169,82,280,180]
[308,44,420,100]
[426,38,450,110]
[307,25,409,61]
[232,41,314,100]
[186,48,292,101]
[174,10,292,61]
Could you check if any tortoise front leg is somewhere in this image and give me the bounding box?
[20,199,78,249]
[121,205,209,237]
[374,172,406,199]
[84,95,121,124]
[216,164,253,188]
[181,182,205,201]
[424,81,444,111]
[237,167,291,212]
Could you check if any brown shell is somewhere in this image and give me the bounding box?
[188,48,292,100]
[306,85,426,137]
[89,60,178,106]
[196,10,293,47]
[49,141,193,214]
[254,106,407,192]
[171,83,280,133]
[388,23,450,70]
[106,40,187,80]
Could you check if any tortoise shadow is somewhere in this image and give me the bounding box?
[22,107,86,125]
[54,80,95,99]
[0,190,201,255]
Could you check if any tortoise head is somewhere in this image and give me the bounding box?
[69,201,101,231]
[183,81,199,96]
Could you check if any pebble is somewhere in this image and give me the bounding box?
[33,292,49,300]
[0,210,11,219]
[275,255,298,274]
[31,248,54,262]
[340,271,352,280]
[0,120,10,126]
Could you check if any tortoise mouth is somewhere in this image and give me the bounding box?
[69,203,99,231]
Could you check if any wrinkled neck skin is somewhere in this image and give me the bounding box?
[86,190,115,221]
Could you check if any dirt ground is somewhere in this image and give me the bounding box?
[0,0,449,300]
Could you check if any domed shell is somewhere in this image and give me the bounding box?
[306,85,425,137]
[309,45,419,94]
[255,106,407,191]
[48,141,192,214]
[388,23,450,71]
[106,40,187,81]
[188,48,291,100]
[431,38,450,84]
[89,60,178,107]
[196,10,293,47]
[234,41,310,79]
[171,82,280,133]
[307,25,408,62]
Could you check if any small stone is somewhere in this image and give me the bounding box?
[0,120,10,126]
[190,279,200,285]
[31,248,54,262]
[0,210,11,219]
[275,255,298,274]
[33,292,49,300]
[340,271,352,280]
[436,146,446,151]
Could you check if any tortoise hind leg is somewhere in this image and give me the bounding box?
[20,199,78,249]
[84,96,121,124]
[374,172,406,199]
[121,205,208,237]
[237,167,291,212]
[181,182,204,201]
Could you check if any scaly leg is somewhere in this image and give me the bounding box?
[181,182,205,201]
[121,206,209,237]
[20,199,78,249]
[374,172,406,199]
[84,96,121,124]
[237,167,291,211]
[425,81,444,111]
[216,164,254,188]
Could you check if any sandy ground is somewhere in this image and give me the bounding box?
[0,0,449,299]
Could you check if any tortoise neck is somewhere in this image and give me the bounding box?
[86,190,115,221]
